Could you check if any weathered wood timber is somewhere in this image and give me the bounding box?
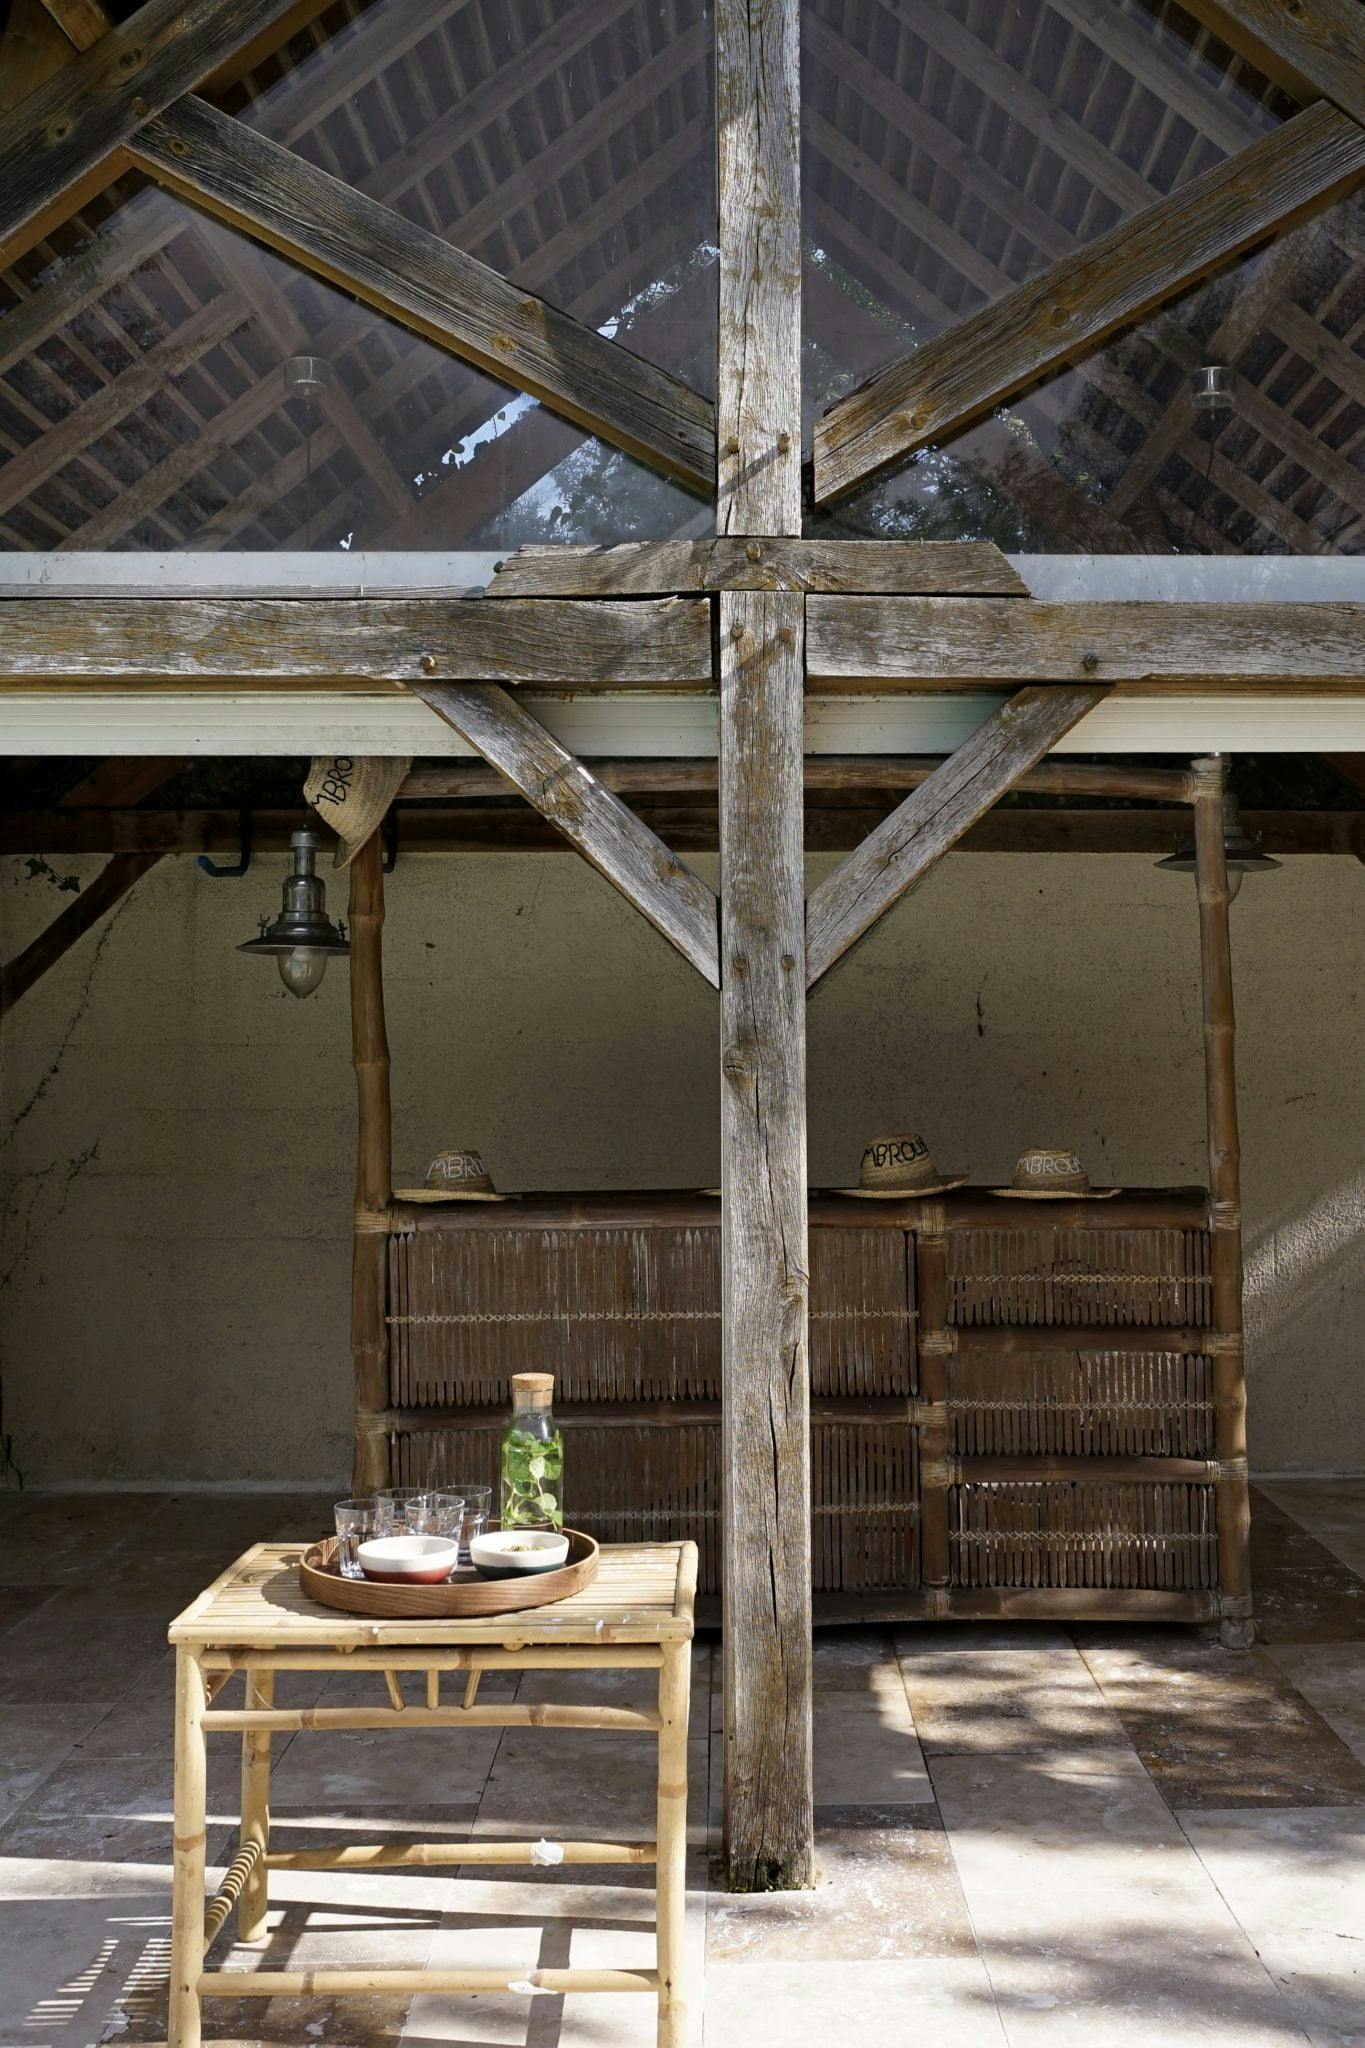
[402,756,1194,802]
[0,0,303,264]
[813,101,1365,502]
[0,598,714,689]
[805,685,1108,988]
[128,99,716,497]
[1178,0,1365,127]
[718,588,813,1891]
[411,682,721,987]
[805,597,1365,691]
[1192,756,1254,1651]
[349,834,391,1498]
[486,540,1028,597]
[9,807,1363,861]
[0,852,161,1012]
[716,0,802,532]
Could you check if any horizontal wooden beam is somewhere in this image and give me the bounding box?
[487,540,1027,597]
[4,807,1360,859]
[402,756,1195,803]
[813,101,1365,503]
[805,685,1108,988]
[0,598,714,689]
[0,0,303,265]
[805,597,1365,692]
[1178,0,1365,127]
[411,683,720,986]
[127,97,715,496]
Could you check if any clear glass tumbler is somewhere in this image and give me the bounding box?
[433,1486,490,1560]
[376,1487,432,1534]
[409,1493,464,1541]
[334,1497,377,1580]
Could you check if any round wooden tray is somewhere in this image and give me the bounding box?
[299,1529,599,1618]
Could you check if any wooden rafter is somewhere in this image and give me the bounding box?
[814,101,1365,503]
[804,684,1111,989]
[0,0,305,264]
[124,100,714,497]
[1178,0,1365,127]
[410,682,720,987]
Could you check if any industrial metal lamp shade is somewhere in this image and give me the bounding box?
[1155,792,1282,901]
[238,826,348,997]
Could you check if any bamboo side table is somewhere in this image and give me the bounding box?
[166,1539,698,2048]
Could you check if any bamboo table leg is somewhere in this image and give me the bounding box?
[655,1641,690,2048]
[170,1648,208,2048]
[239,1666,274,1942]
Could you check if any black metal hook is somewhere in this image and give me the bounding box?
[198,807,253,878]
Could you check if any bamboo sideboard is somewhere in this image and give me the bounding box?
[360,1184,1251,1636]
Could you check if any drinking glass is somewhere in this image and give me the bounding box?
[334,1497,377,1580]
[434,1484,491,1561]
[409,1493,464,1540]
[376,1487,432,1534]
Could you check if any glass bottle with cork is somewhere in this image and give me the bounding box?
[500,1372,564,1530]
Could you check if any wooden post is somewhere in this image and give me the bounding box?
[238,1666,273,1942]
[169,1647,207,2048]
[719,591,813,1890]
[349,831,392,1495]
[654,1640,691,2047]
[716,0,810,1891]
[1192,756,1254,1650]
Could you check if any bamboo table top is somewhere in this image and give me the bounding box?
[168,1541,697,1649]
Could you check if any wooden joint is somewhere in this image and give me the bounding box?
[909,1399,947,1429]
[1220,1591,1255,1621]
[1207,1332,1245,1356]
[1209,1203,1242,1230]
[1211,1456,1249,1482]
[918,1330,957,1357]
[919,1457,960,1488]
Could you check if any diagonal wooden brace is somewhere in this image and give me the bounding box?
[804,683,1110,989]
[411,681,720,987]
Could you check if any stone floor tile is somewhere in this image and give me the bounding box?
[0,1582,60,1639]
[0,1593,172,1705]
[0,1893,182,2045]
[812,1684,933,1805]
[476,1729,710,1838]
[1176,1805,1365,2042]
[929,1746,1207,1897]
[1079,1641,1365,1807]
[899,1646,1125,1757]
[702,1959,1008,2048]
[0,1703,108,1824]
[894,1624,1076,1658]
[0,1810,233,1897]
[18,1742,244,1821]
[707,1806,975,1961]
[972,1884,1310,2045]
[266,1721,501,1811]
[1261,1643,1365,1761]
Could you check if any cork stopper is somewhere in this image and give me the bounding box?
[512,1372,555,1408]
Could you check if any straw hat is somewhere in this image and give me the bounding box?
[393,1149,510,1203]
[304,755,411,868]
[990,1146,1119,1200]
[834,1133,967,1199]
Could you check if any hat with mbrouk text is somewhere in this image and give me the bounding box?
[304,756,411,867]
[990,1147,1119,1200]
[835,1133,967,1199]
[393,1150,511,1203]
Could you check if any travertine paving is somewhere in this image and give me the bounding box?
[2,1482,1365,2046]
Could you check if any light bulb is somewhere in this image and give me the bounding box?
[277,948,328,998]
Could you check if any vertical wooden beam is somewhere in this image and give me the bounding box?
[716,0,802,533]
[719,589,813,1889]
[349,832,392,1495]
[717,0,810,1891]
[1192,756,1254,1650]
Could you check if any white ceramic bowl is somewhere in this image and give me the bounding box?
[469,1529,570,1578]
[357,1534,460,1584]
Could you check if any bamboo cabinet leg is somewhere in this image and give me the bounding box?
[655,1643,691,2048]
[1193,756,1254,1650]
[170,1649,208,2048]
[349,832,393,1495]
[239,1667,274,1942]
